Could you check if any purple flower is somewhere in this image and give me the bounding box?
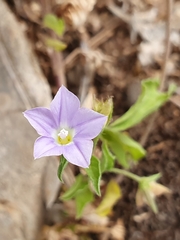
[23,86,107,168]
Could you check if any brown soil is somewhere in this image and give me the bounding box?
[116,102,180,240]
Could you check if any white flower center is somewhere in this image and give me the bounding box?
[58,128,69,139]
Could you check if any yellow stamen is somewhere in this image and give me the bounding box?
[57,128,73,145]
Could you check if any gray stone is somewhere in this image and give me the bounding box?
[0,1,60,239]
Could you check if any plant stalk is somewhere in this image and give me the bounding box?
[109,168,141,182]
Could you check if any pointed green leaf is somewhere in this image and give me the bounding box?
[43,14,65,36]
[86,156,101,196]
[102,129,146,168]
[60,174,87,201]
[101,143,115,173]
[45,38,67,51]
[118,132,146,161]
[75,186,94,219]
[141,173,161,184]
[110,79,176,131]
[57,155,68,182]
[101,128,128,168]
[144,190,158,214]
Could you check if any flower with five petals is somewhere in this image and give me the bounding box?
[23,86,107,168]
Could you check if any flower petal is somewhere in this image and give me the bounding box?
[23,108,57,136]
[63,139,93,168]
[50,86,80,126]
[72,108,107,139]
[34,136,63,159]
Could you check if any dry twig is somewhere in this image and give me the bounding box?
[64,18,121,69]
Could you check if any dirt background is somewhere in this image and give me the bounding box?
[5,0,180,239]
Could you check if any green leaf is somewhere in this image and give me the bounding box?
[102,129,146,168]
[101,128,128,168]
[45,38,67,51]
[141,173,161,184]
[43,14,65,36]
[101,143,115,173]
[86,156,101,196]
[75,186,94,219]
[60,174,87,201]
[110,79,176,131]
[57,155,68,182]
[144,190,158,214]
[118,132,146,161]
[96,180,121,216]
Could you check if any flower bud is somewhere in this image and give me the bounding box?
[136,174,171,213]
[93,97,113,124]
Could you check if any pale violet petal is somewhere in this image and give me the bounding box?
[71,108,107,139]
[34,136,63,159]
[63,139,93,168]
[23,108,57,136]
[50,86,80,126]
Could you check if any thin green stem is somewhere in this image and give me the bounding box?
[109,168,141,182]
